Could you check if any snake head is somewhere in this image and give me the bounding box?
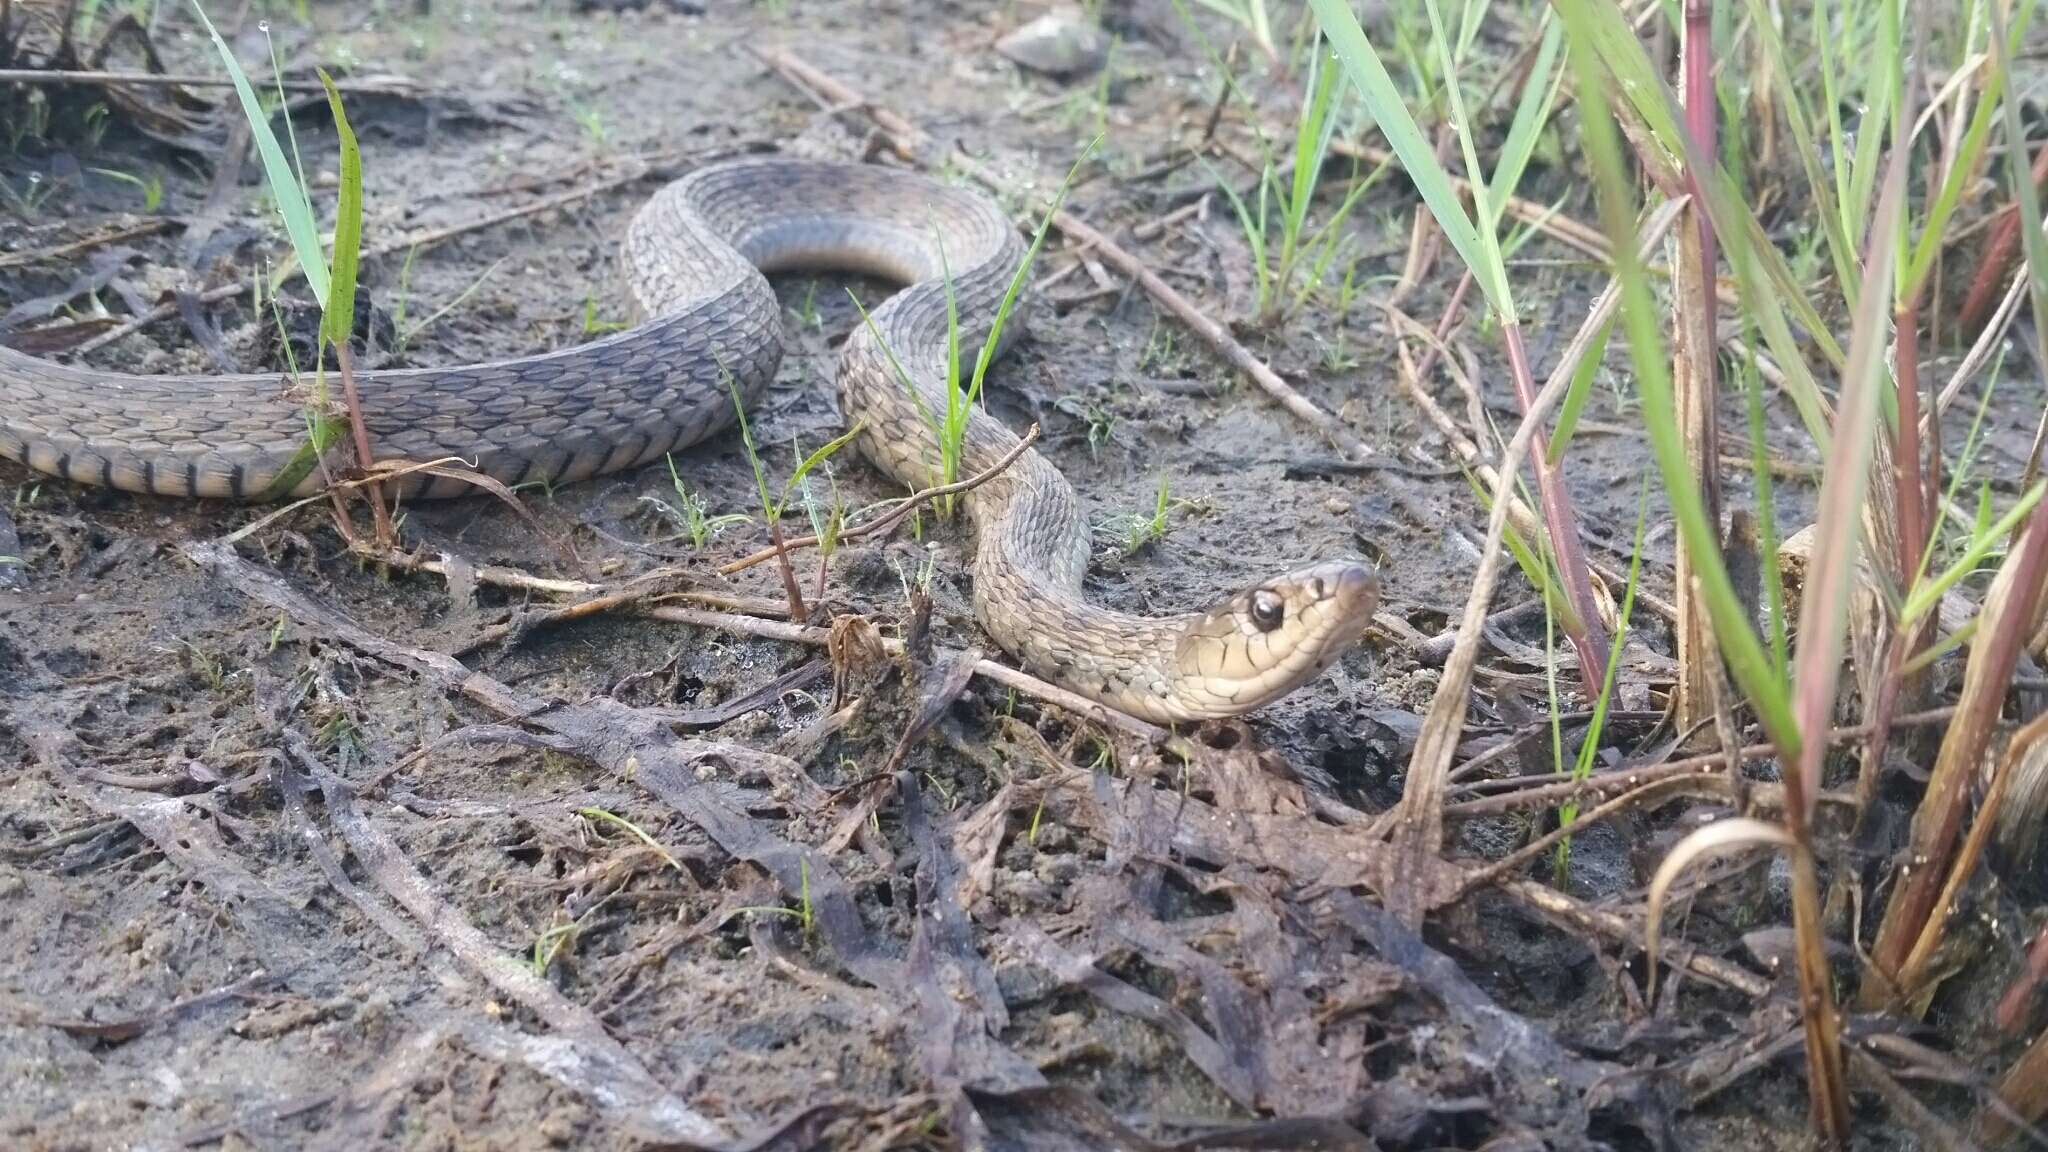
[1170,560,1380,719]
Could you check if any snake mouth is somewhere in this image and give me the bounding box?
[1167,560,1380,719]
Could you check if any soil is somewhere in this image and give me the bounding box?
[1,2,2043,1150]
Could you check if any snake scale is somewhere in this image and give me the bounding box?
[0,157,1378,721]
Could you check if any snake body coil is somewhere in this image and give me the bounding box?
[0,158,1377,720]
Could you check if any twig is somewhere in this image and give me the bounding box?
[1457,774,1718,896]
[1444,707,1959,818]
[0,219,175,270]
[751,44,1376,464]
[719,425,1040,576]
[0,67,426,94]
[1501,877,1771,998]
[356,546,790,617]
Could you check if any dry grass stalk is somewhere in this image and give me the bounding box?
[1987,1004,2048,1146]
[1368,199,1684,925]
[1896,712,2048,1007]
[1864,499,2048,1011]
[1669,214,1730,740]
[1670,0,1724,740]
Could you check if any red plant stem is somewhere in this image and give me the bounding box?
[1500,316,1610,698]
[1894,304,1926,595]
[1923,371,1944,566]
[1959,141,2048,337]
[767,518,807,623]
[333,342,393,545]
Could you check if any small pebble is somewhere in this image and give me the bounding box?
[995,6,1109,78]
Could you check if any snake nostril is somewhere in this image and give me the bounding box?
[1310,577,1326,598]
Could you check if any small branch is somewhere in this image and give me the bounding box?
[1500,877,1771,998]
[1456,774,1706,896]
[764,518,807,622]
[0,219,176,270]
[1443,707,1958,818]
[350,545,792,619]
[0,67,427,94]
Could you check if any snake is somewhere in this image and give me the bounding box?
[0,157,1379,722]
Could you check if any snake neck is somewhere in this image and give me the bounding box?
[819,213,1204,719]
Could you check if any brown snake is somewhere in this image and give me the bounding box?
[0,157,1378,721]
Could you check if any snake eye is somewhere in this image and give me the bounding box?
[1249,589,1285,632]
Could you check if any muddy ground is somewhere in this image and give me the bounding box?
[1,1,2045,1150]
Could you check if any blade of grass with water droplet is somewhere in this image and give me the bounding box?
[188,0,328,308]
[1306,0,1499,313]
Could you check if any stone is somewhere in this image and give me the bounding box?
[996,7,1109,79]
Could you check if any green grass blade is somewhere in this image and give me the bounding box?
[723,369,775,521]
[776,419,865,517]
[1546,313,1611,467]
[1741,0,1860,300]
[1818,0,1854,247]
[1418,0,1510,313]
[258,415,343,502]
[1487,16,1563,222]
[1841,8,1901,254]
[1307,0,1502,312]
[850,292,941,440]
[188,0,328,308]
[1558,0,1799,759]
[1991,0,2048,398]
[1561,0,1845,378]
[1739,344,1792,681]
[1206,158,1268,276]
[937,237,966,491]
[1903,14,2000,293]
[1901,479,2048,625]
[318,71,363,352]
[967,135,1099,399]
[1288,46,1343,247]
